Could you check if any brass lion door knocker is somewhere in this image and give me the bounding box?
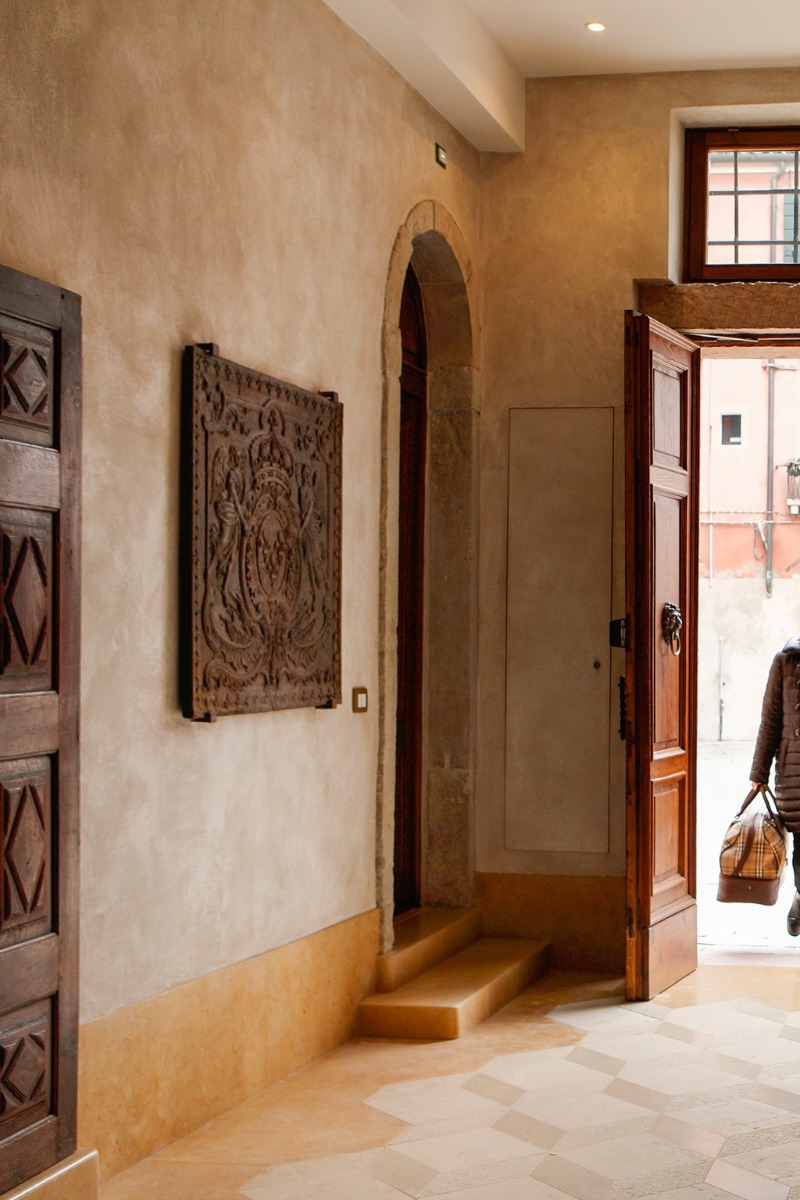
[662,601,683,656]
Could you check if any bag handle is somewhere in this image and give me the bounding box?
[729,785,785,877]
[736,785,784,828]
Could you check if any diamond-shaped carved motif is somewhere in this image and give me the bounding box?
[4,537,48,666]
[5,785,45,917]
[1,1034,45,1106]
[5,348,48,416]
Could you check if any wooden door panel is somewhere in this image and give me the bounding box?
[0,508,54,691]
[652,362,685,467]
[0,264,80,1193]
[653,492,683,749]
[0,444,60,510]
[651,774,688,910]
[0,1000,52,1142]
[0,315,55,448]
[1,757,53,946]
[0,695,59,759]
[626,312,699,1001]
[642,904,697,999]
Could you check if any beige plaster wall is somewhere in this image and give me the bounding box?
[0,0,481,1022]
[477,67,800,882]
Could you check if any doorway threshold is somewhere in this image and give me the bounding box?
[698,943,799,968]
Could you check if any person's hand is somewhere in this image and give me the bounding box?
[750,780,767,792]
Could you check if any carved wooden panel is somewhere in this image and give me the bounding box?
[0,263,81,1192]
[0,1003,51,1141]
[1,758,51,947]
[0,317,54,448]
[181,346,342,718]
[0,508,53,694]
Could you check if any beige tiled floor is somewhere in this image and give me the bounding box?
[100,965,800,1200]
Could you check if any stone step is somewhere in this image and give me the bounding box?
[377,907,482,993]
[359,938,550,1040]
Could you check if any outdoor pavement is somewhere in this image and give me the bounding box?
[697,740,800,961]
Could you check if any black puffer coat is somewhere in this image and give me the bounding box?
[751,636,800,833]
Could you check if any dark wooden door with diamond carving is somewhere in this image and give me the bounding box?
[0,265,81,1192]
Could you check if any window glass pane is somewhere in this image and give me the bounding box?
[706,192,735,242]
[707,242,736,264]
[738,191,778,258]
[721,414,742,445]
[738,149,795,190]
[738,240,778,264]
[781,157,798,189]
[783,193,798,262]
[708,151,735,192]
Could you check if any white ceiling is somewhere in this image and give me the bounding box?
[322,0,800,152]
[466,0,800,79]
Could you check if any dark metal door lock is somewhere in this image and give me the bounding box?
[609,617,628,650]
[662,601,683,656]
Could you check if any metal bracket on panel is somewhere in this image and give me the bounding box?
[609,616,628,649]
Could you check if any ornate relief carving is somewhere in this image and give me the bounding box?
[0,318,54,447]
[181,346,342,718]
[0,758,51,944]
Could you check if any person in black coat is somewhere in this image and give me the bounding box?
[751,635,800,934]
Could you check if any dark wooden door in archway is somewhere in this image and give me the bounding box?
[394,265,427,915]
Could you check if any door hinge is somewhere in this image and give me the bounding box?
[617,675,627,741]
[609,616,628,649]
[626,906,635,938]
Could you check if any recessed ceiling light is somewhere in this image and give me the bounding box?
[585,21,606,32]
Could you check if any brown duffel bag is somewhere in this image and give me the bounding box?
[717,785,787,906]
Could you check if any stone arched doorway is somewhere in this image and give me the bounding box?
[376,202,481,950]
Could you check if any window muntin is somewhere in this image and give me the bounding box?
[685,128,800,281]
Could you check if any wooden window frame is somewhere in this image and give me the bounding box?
[684,126,800,282]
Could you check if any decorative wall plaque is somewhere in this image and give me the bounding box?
[181,345,342,719]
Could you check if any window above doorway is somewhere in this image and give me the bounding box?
[685,127,800,282]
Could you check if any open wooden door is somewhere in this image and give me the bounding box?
[625,312,700,1001]
[0,265,81,1190]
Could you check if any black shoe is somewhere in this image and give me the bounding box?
[788,893,800,937]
